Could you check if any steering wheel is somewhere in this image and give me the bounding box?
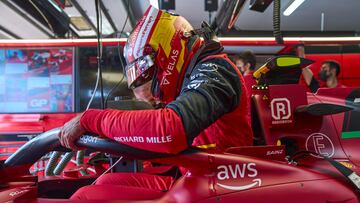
[4,128,173,168]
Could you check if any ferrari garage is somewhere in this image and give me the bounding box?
[0,0,359,202]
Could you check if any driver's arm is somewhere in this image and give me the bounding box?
[80,58,241,154]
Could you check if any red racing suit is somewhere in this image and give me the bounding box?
[72,52,253,200]
[243,70,256,97]
[80,54,253,154]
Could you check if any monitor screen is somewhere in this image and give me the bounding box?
[0,47,74,113]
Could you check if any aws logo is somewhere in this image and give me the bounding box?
[216,163,262,191]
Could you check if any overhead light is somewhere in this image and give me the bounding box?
[70,16,92,30]
[283,0,305,16]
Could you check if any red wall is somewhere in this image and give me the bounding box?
[305,53,360,87]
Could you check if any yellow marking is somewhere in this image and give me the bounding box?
[276,57,300,67]
[276,140,282,146]
[177,38,185,72]
[149,12,177,56]
[149,13,187,72]
[196,143,216,149]
[253,65,269,79]
[339,161,354,169]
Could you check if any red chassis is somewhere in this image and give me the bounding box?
[1,56,360,202]
[0,130,359,202]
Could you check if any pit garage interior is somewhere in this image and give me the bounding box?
[0,0,360,202]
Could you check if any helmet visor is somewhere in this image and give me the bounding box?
[125,55,155,89]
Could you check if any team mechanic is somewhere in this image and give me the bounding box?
[59,5,253,200]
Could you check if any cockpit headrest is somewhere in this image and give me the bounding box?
[253,55,314,86]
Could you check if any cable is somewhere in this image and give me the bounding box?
[76,150,89,176]
[104,72,125,108]
[104,0,130,108]
[95,0,105,109]
[208,12,212,25]
[45,151,62,176]
[53,151,76,175]
[273,0,283,44]
[70,0,106,177]
[29,0,55,35]
[54,0,106,177]
[86,0,106,110]
[91,156,123,185]
[46,0,107,177]
[167,167,179,191]
[86,73,100,109]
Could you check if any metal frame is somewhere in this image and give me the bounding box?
[0,25,20,39]
[99,1,118,34]
[2,0,53,38]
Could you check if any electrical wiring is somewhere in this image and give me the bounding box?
[86,0,105,110]
[29,0,55,35]
[104,0,130,108]
[53,0,107,177]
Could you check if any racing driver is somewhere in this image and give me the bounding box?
[59,5,253,200]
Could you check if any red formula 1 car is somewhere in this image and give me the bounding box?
[1,56,359,202]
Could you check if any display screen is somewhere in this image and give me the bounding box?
[0,47,74,113]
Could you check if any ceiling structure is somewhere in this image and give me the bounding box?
[0,0,359,39]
